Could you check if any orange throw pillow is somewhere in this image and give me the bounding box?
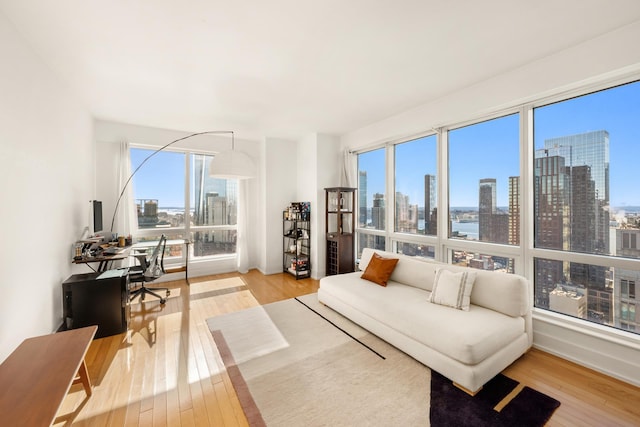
[361,253,399,287]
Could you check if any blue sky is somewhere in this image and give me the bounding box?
[132,80,639,210]
[360,79,640,209]
[131,149,186,207]
[131,150,229,209]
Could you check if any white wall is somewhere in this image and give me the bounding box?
[257,134,340,279]
[340,21,640,386]
[258,137,297,275]
[297,134,341,278]
[343,21,640,150]
[0,12,93,361]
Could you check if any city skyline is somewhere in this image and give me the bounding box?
[131,149,238,257]
[359,80,640,209]
[358,120,639,332]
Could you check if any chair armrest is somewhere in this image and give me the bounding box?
[132,254,148,267]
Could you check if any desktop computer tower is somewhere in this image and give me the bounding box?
[62,271,129,338]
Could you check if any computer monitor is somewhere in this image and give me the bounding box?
[92,200,103,235]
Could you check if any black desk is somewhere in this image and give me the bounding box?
[62,271,129,338]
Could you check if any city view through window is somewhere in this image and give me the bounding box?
[131,149,238,258]
[357,79,640,335]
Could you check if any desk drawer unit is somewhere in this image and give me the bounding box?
[62,271,129,338]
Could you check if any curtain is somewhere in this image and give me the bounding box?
[341,149,356,188]
[236,179,250,273]
[341,150,357,233]
[115,141,137,238]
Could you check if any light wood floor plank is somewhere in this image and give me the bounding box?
[56,270,638,426]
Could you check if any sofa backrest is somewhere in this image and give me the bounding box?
[359,248,530,318]
[359,247,436,291]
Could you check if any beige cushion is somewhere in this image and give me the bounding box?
[429,268,476,311]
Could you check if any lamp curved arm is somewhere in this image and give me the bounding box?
[110,130,234,233]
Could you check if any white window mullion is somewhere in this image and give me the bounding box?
[438,128,448,263]
[521,105,533,278]
[184,153,191,264]
[385,143,394,250]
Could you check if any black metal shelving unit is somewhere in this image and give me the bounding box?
[283,205,311,279]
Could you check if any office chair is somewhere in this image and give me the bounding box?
[128,235,171,304]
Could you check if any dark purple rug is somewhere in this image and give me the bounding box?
[430,371,560,426]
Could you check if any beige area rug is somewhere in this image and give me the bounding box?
[206,293,431,426]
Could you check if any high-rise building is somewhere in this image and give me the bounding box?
[136,199,160,228]
[533,130,612,320]
[567,164,612,322]
[192,155,238,256]
[533,154,571,308]
[371,193,385,229]
[359,171,368,227]
[508,176,520,246]
[544,130,609,202]
[193,154,233,226]
[424,174,437,235]
[569,165,596,253]
[506,176,520,272]
[543,131,612,323]
[477,178,508,244]
[615,227,640,331]
[205,192,226,226]
[543,130,610,254]
[226,180,238,225]
[478,178,496,242]
[396,192,409,232]
[395,192,417,232]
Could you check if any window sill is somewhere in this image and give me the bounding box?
[532,308,640,351]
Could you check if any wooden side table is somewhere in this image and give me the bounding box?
[0,325,97,426]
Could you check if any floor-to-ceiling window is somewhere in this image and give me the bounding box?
[393,135,437,258]
[356,148,386,259]
[355,77,640,336]
[131,148,239,265]
[448,113,520,272]
[532,80,640,332]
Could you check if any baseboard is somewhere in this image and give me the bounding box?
[533,316,640,388]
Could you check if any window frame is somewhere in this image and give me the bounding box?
[130,144,239,260]
[354,71,640,345]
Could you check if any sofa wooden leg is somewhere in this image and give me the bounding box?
[453,382,481,396]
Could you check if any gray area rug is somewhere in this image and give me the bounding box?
[207,293,431,426]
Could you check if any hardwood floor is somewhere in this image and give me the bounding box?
[56,270,639,426]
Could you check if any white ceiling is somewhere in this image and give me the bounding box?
[2,1,640,141]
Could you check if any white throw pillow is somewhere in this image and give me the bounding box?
[429,268,477,311]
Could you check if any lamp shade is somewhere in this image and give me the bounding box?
[209,149,255,179]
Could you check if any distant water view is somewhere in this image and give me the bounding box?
[451,221,479,240]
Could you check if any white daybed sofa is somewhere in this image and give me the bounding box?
[318,248,533,394]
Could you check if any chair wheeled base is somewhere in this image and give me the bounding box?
[130,283,170,304]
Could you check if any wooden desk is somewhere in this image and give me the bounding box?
[0,326,97,426]
[72,247,130,272]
